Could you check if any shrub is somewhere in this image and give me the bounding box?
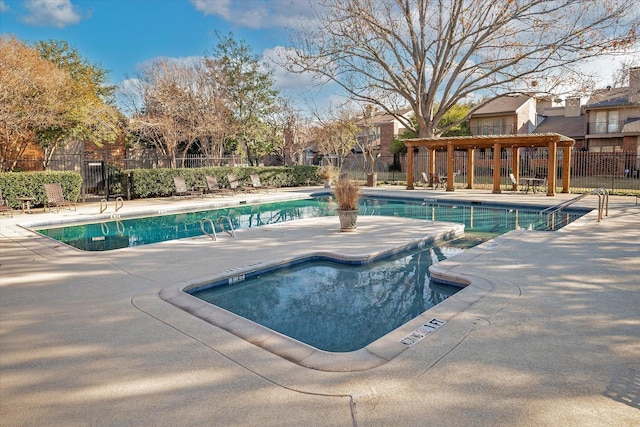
[125,166,319,199]
[0,171,82,208]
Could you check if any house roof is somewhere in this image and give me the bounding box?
[472,95,531,116]
[586,87,634,108]
[533,115,585,139]
[357,107,412,126]
[621,117,640,134]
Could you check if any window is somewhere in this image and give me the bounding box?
[493,119,501,134]
[589,138,623,152]
[593,110,619,134]
[608,111,619,133]
[595,111,607,133]
[480,119,491,135]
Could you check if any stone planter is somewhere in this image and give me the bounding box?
[337,209,358,231]
[366,173,377,187]
[323,179,331,188]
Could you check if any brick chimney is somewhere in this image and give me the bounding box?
[564,97,582,117]
[630,67,640,104]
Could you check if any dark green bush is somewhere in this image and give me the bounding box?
[125,166,323,199]
[0,171,82,208]
[0,166,325,206]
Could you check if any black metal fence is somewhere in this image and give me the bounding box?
[6,149,639,198]
[339,150,640,194]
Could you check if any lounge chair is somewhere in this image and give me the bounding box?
[227,173,254,193]
[0,188,13,217]
[44,183,76,212]
[173,176,202,198]
[205,175,232,196]
[249,174,276,192]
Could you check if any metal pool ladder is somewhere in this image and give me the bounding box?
[100,196,124,214]
[200,216,236,241]
[539,188,608,230]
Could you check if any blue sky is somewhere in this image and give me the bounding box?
[1,0,636,114]
[0,0,327,109]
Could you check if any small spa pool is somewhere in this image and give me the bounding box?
[188,245,463,352]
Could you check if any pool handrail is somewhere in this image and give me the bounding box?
[539,188,608,229]
[200,218,217,241]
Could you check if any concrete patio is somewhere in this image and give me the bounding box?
[1,187,638,426]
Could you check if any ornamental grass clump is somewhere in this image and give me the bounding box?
[334,176,361,210]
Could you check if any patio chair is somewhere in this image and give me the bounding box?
[44,183,76,212]
[227,173,254,193]
[0,188,13,217]
[205,175,232,196]
[173,176,202,198]
[249,173,277,192]
[421,172,431,188]
[509,173,521,191]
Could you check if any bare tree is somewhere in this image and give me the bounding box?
[311,106,360,166]
[263,97,311,165]
[121,59,229,166]
[287,0,639,138]
[194,58,233,163]
[127,59,231,167]
[611,59,640,88]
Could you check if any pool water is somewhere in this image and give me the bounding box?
[189,245,463,352]
[35,196,587,251]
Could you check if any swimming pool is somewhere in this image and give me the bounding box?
[35,196,588,251]
[189,245,464,352]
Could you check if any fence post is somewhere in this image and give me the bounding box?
[80,151,86,203]
[126,172,131,200]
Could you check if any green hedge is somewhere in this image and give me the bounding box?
[0,166,324,206]
[123,166,323,199]
[0,171,83,209]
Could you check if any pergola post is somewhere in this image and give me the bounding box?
[428,148,436,175]
[492,142,502,193]
[406,143,414,189]
[562,146,572,193]
[446,143,455,191]
[547,141,557,196]
[466,148,474,189]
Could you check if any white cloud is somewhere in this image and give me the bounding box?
[21,0,82,28]
[189,0,315,30]
[263,46,320,91]
[577,51,639,87]
[0,1,10,13]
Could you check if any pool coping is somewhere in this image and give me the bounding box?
[5,189,638,425]
[156,221,505,372]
